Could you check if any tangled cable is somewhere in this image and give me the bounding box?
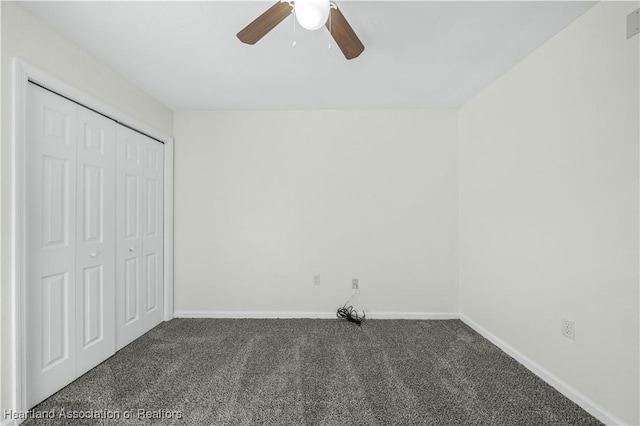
[336,304,365,326]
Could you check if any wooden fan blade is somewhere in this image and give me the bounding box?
[237,1,293,45]
[326,6,364,60]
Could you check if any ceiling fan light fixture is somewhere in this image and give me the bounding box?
[237,0,364,60]
[295,0,330,31]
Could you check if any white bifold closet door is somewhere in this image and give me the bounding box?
[25,83,164,409]
[115,126,164,350]
[75,106,117,376]
[25,84,116,407]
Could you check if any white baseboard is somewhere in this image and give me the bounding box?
[367,312,459,320]
[173,311,459,320]
[174,311,337,319]
[460,315,625,426]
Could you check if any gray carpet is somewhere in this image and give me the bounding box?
[23,319,601,425]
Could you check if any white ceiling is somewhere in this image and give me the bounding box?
[19,1,596,111]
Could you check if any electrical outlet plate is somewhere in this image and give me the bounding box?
[562,319,575,340]
[352,279,359,289]
[627,8,639,39]
[313,275,320,285]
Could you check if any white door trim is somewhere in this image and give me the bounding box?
[11,58,175,414]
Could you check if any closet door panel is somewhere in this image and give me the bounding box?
[116,126,145,349]
[75,106,116,375]
[142,139,164,331]
[25,84,78,408]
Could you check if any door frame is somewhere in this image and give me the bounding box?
[11,58,175,414]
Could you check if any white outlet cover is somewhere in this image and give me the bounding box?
[627,8,639,39]
[562,319,575,340]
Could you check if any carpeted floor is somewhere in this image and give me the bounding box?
[23,319,602,425]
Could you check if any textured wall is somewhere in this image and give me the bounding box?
[459,2,639,423]
[174,110,458,315]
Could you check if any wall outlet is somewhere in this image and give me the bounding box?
[313,275,320,286]
[562,319,575,340]
[627,8,639,39]
[352,279,359,289]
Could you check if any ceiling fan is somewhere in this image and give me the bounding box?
[237,0,365,60]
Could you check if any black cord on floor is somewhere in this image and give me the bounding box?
[336,304,365,326]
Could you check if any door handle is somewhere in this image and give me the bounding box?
[90,251,100,258]
[129,246,136,252]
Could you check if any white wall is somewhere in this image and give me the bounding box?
[0,2,174,416]
[458,2,639,424]
[174,110,458,315]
